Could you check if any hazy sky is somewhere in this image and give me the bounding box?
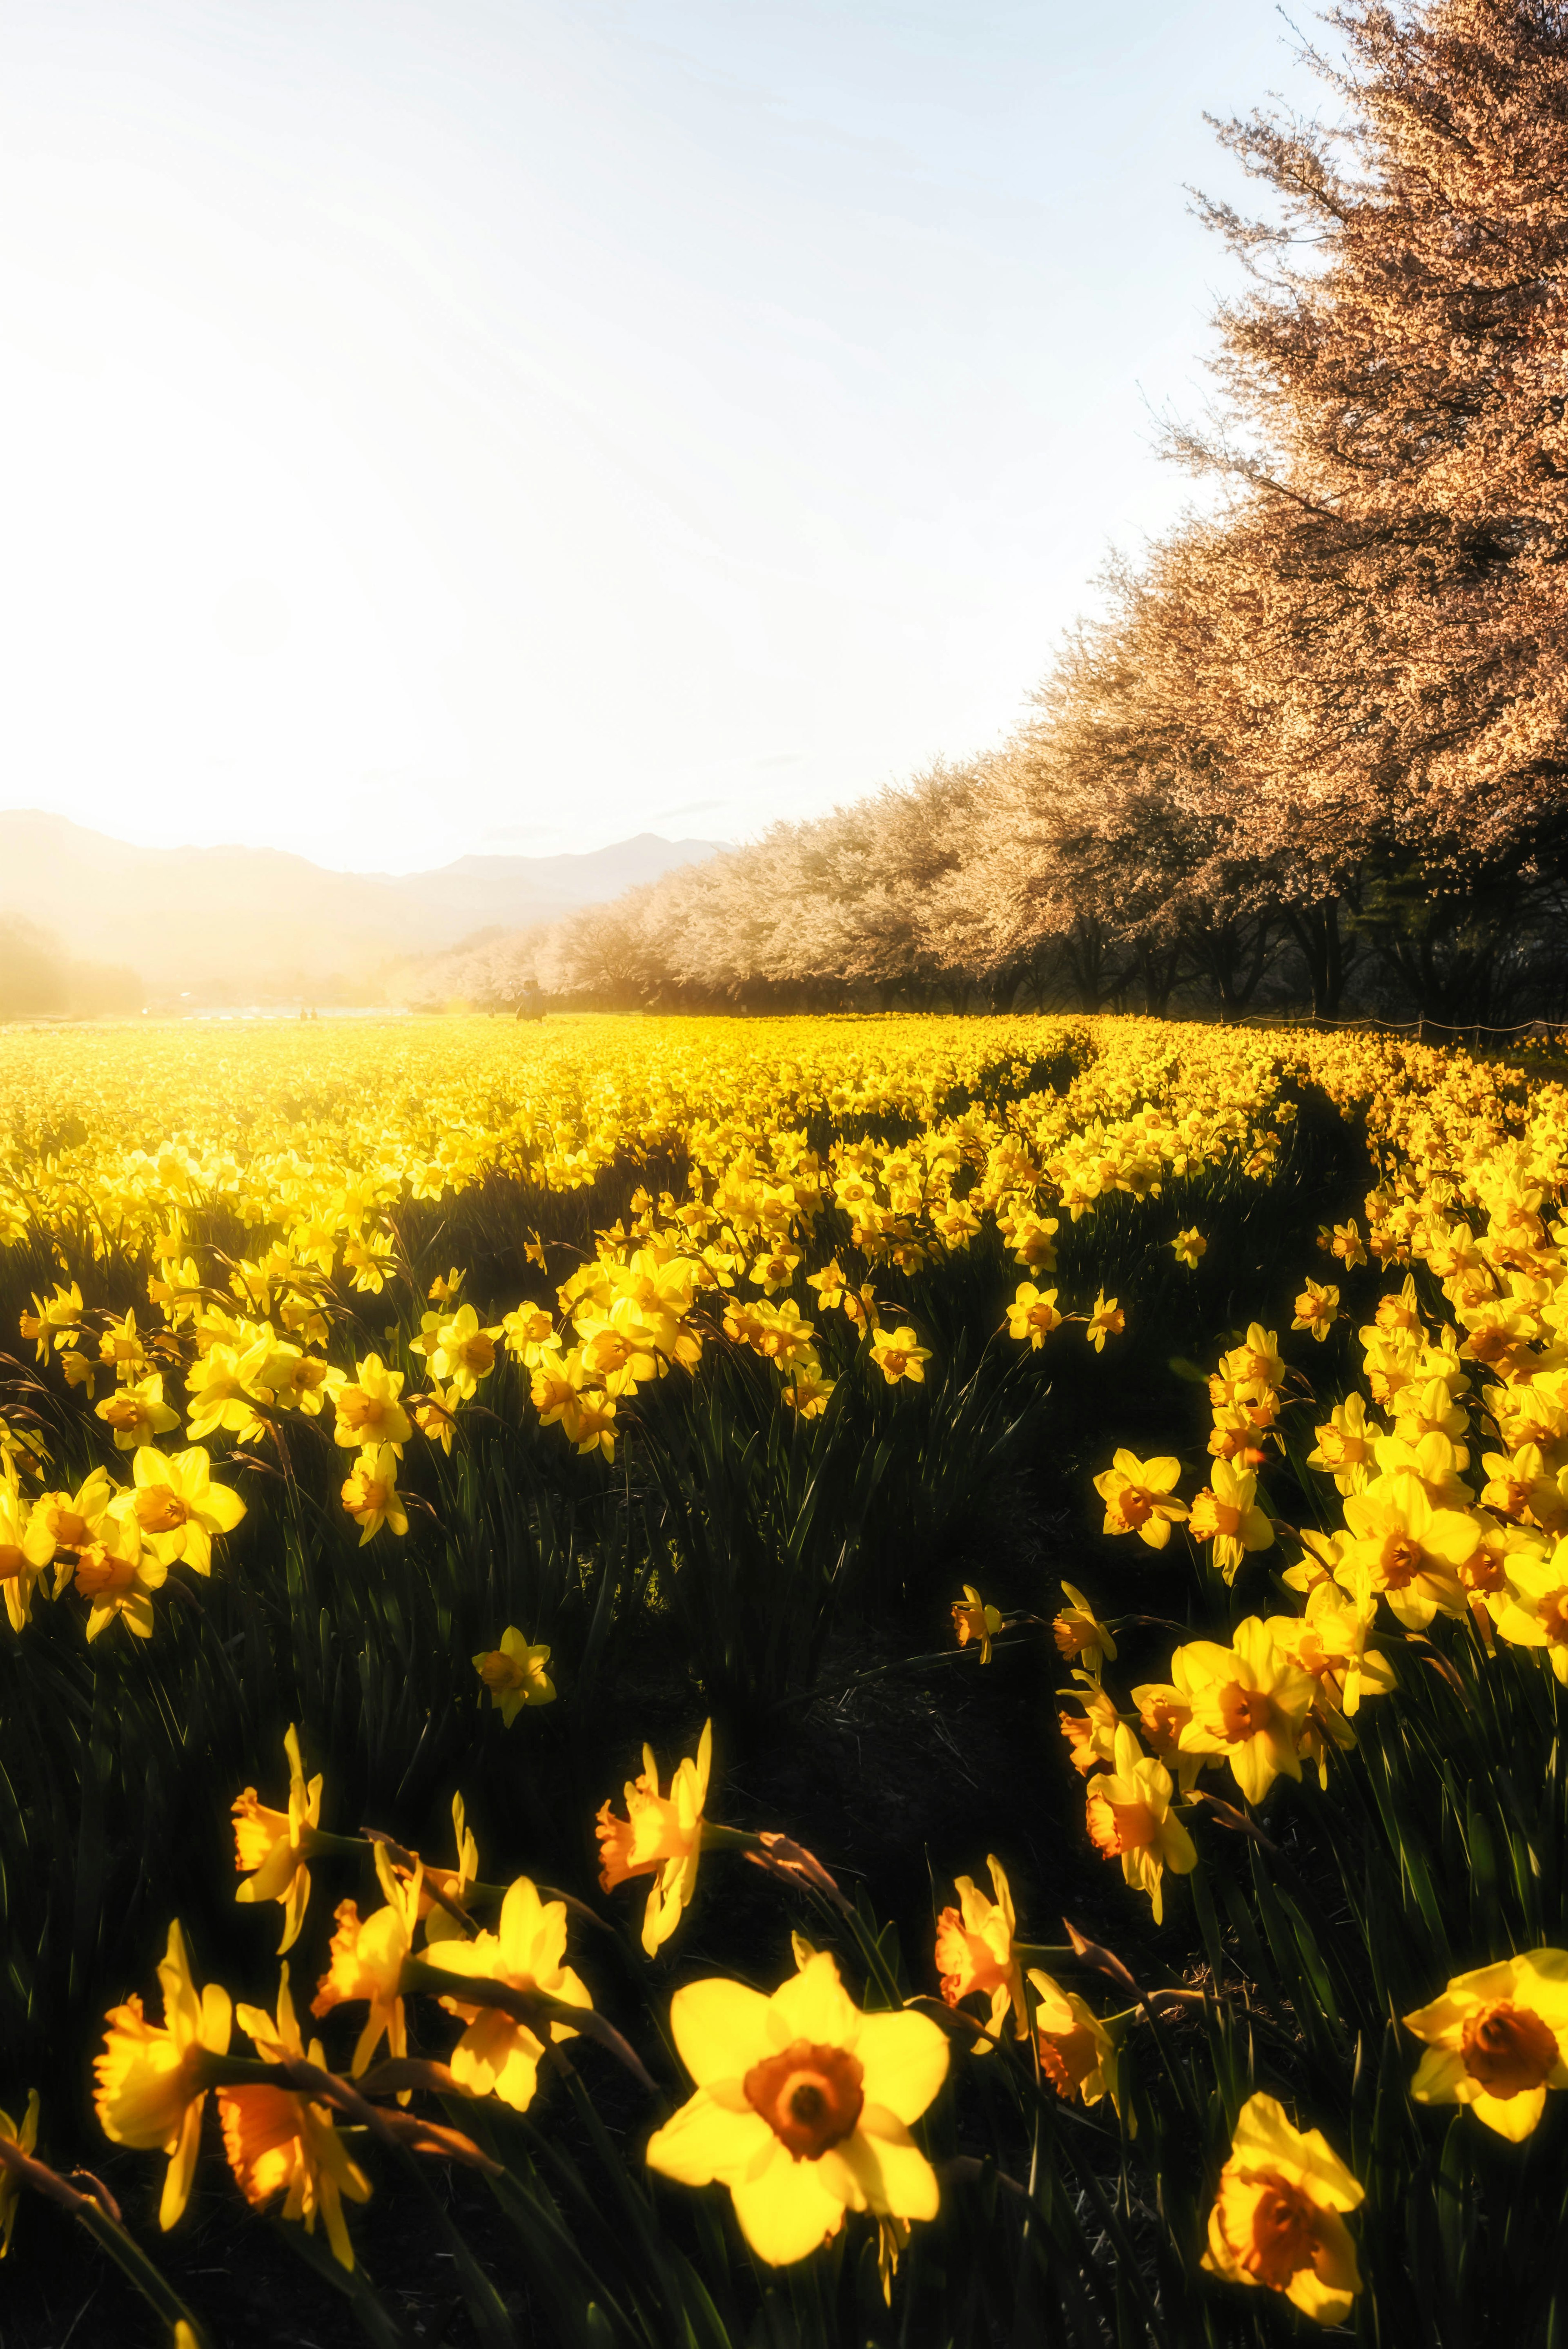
[0,1,1331,874]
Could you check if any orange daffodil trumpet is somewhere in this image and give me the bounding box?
[646,1948,948,2266]
[1402,1950,1568,2139]
[94,1921,233,2231]
[597,1721,713,1953]
[1203,2093,1363,2326]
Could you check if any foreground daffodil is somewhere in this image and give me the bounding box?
[311,1845,421,2075]
[646,1950,948,2266]
[1402,1950,1568,2139]
[131,1444,246,1575]
[1202,2093,1363,2325]
[94,1921,232,2229]
[218,1965,372,2269]
[423,1875,593,2109]
[596,1721,712,1953]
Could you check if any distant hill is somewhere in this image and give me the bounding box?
[0,813,725,1005]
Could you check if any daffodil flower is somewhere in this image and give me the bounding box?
[94,1921,232,2230]
[1202,2093,1363,2325]
[646,1950,949,2267]
[422,1876,593,2108]
[1403,1950,1568,2139]
[474,1626,556,1723]
[219,1965,371,2269]
[935,1854,1027,2038]
[596,1721,711,1953]
[233,1724,324,1953]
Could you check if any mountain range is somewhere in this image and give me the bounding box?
[0,812,723,1005]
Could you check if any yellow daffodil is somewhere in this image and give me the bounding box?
[311,1843,421,2075]
[219,1965,371,2269]
[22,1468,115,1571]
[1305,1394,1384,1495]
[233,1723,324,1954]
[425,1303,504,1399]
[935,1854,1027,2038]
[1058,1669,1124,1776]
[869,1325,931,1385]
[646,1949,949,2266]
[951,1583,1003,1663]
[0,1479,43,1634]
[94,1921,232,2229]
[596,1720,712,1954]
[1028,1971,1121,2112]
[1173,1619,1315,1803]
[1188,1460,1274,1582]
[95,1372,180,1451]
[473,1626,556,1722]
[1092,1450,1188,1548]
[1203,2093,1363,2325]
[1083,1723,1196,1922]
[1489,1538,1568,1681]
[74,1513,168,1641]
[1053,1580,1116,1673]
[339,1444,408,1544]
[330,1353,412,1453]
[423,1876,594,2108]
[1403,1950,1568,2140]
[1006,1283,1062,1348]
[1265,1580,1394,1721]
[1171,1228,1206,1269]
[1084,1291,1124,1351]
[131,1444,246,1575]
[1292,1281,1340,1342]
[1341,1469,1478,1628]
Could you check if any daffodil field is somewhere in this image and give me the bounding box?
[2,1011,1568,2346]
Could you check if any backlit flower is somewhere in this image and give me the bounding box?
[935,1854,1026,2038]
[131,1444,245,1575]
[233,1723,324,1953]
[596,1720,712,1954]
[0,2090,39,2255]
[311,1844,421,2075]
[1028,1970,1121,2111]
[422,1876,593,2110]
[94,1921,232,2229]
[1187,1460,1274,1583]
[219,1966,372,2269]
[340,1444,408,1543]
[1052,1582,1116,1673]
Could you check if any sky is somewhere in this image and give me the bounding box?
[0,0,1335,874]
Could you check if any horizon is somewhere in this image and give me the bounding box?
[0,0,1340,875]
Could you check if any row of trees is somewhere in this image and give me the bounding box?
[437,0,1568,1027]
